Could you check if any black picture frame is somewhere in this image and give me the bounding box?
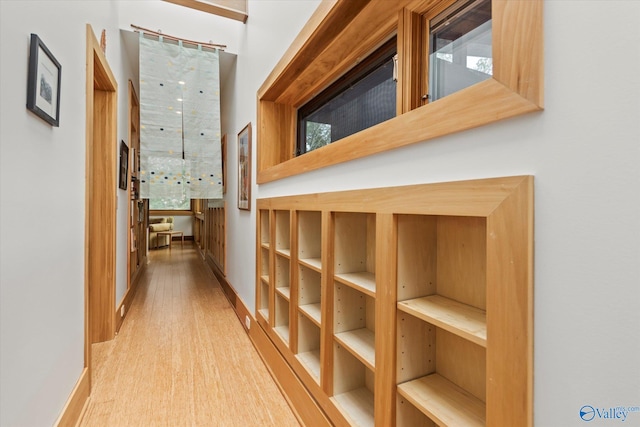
[119,140,129,190]
[26,34,61,126]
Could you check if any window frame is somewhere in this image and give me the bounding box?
[257,0,543,184]
[296,37,398,156]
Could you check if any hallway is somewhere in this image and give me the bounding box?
[80,243,300,426]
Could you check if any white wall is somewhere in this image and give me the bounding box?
[0,2,123,425]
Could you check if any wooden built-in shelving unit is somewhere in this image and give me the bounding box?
[256,176,533,427]
[128,80,147,285]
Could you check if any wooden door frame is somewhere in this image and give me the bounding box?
[85,24,117,378]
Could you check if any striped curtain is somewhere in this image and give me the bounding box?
[139,35,223,202]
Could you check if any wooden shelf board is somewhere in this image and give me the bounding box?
[260,275,269,284]
[276,286,291,300]
[274,325,290,344]
[398,295,486,347]
[297,350,321,382]
[299,257,322,271]
[334,272,376,297]
[331,387,374,427]
[299,303,321,325]
[276,248,291,257]
[261,242,270,249]
[335,328,375,370]
[397,374,485,427]
[258,308,269,321]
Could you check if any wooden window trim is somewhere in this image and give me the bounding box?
[163,0,248,23]
[257,0,543,184]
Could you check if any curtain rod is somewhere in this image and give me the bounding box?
[131,24,227,50]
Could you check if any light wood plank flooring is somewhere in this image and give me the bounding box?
[80,243,300,427]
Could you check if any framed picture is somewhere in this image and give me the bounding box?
[26,34,61,126]
[237,123,252,210]
[119,140,129,190]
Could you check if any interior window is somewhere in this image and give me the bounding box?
[428,0,492,102]
[297,37,397,155]
[149,195,190,210]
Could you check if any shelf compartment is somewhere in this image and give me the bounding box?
[398,295,486,347]
[296,312,321,383]
[332,341,375,427]
[299,257,322,272]
[397,214,486,311]
[397,394,437,427]
[260,209,270,248]
[298,264,321,325]
[334,212,376,295]
[258,280,269,321]
[274,293,290,344]
[275,286,291,300]
[275,210,291,255]
[334,282,375,369]
[334,272,376,297]
[275,254,290,293]
[397,374,485,427]
[299,303,321,326]
[260,247,269,278]
[298,210,322,268]
[397,313,486,413]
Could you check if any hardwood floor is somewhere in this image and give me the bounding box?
[80,243,300,426]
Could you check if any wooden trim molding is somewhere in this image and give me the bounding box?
[53,368,90,427]
[115,263,146,333]
[163,0,248,23]
[85,24,118,389]
[257,0,543,183]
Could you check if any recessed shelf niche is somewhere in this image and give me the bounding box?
[255,176,533,427]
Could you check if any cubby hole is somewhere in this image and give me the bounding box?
[296,312,321,383]
[334,282,375,370]
[397,395,436,427]
[332,341,375,427]
[260,209,270,248]
[275,210,291,256]
[397,214,487,347]
[334,212,376,296]
[298,210,322,271]
[298,264,321,325]
[275,254,290,300]
[396,313,486,426]
[274,293,290,344]
[258,279,269,321]
[260,247,269,280]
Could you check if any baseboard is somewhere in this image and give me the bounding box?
[54,367,90,427]
[115,262,146,333]
[249,320,331,427]
[204,259,329,426]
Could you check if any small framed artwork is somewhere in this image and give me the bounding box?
[119,140,129,190]
[26,34,62,126]
[237,123,252,210]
